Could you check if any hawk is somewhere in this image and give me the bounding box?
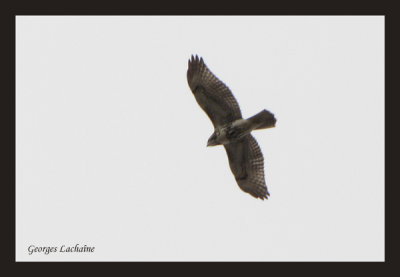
[187,55,276,200]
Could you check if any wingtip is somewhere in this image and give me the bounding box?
[258,191,270,201]
[189,54,202,61]
[188,54,206,71]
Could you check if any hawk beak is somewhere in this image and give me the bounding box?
[207,140,214,147]
[207,141,217,147]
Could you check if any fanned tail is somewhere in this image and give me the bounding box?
[248,109,276,130]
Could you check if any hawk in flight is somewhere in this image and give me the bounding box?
[187,55,276,200]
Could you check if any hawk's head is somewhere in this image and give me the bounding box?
[207,131,220,147]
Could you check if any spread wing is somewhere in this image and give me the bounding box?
[187,55,242,128]
[224,134,270,200]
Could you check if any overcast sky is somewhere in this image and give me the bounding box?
[16,16,384,261]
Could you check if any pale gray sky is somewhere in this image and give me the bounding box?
[16,16,384,261]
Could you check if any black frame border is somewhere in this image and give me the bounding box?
[4,0,397,273]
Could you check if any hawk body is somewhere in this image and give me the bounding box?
[187,55,276,200]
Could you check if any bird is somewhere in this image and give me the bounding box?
[187,55,276,200]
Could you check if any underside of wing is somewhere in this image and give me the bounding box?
[187,55,242,127]
[224,134,270,200]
